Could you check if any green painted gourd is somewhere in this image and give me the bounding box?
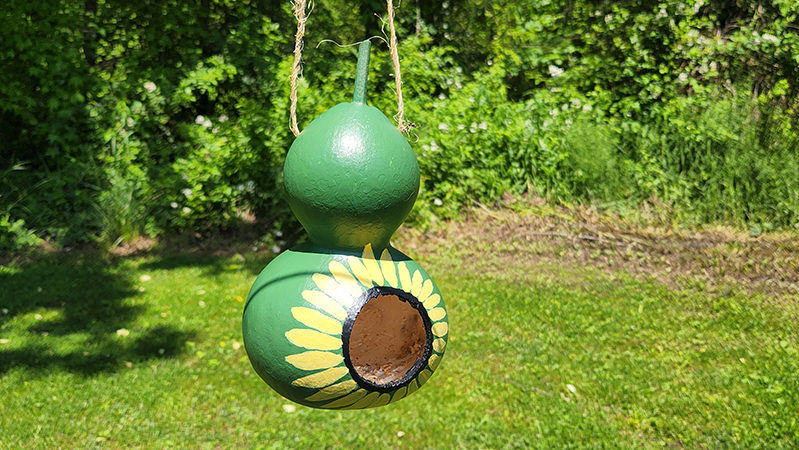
[242,41,448,410]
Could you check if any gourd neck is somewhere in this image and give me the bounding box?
[352,40,371,105]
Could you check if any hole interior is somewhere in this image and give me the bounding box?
[342,286,432,391]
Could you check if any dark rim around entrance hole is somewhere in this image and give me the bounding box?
[341,286,433,392]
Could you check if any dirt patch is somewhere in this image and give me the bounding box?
[395,200,799,300]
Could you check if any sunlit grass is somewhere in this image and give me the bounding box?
[1,241,797,449]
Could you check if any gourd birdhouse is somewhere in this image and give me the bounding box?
[242,41,448,409]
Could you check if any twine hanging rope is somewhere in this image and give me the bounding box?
[289,0,407,137]
[386,0,407,133]
[289,0,308,137]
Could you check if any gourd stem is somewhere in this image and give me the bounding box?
[352,40,371,104]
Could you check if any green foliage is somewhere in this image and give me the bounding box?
[1,0,798,249]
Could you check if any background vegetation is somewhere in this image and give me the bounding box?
[2,0,798,250]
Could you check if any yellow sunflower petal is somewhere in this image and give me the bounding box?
[427,307,446,322]
[406,379,420,396]
[321,389,368,409]
[285,329,341,351]
[431,322,449,338]
[305,380,359,402]
[411,270,423,297]
[370,393,391,408]
[285,351,343,371]
[291,307,342,335]
[361,244,384,286]
[380,249,398,288]
[433,338,447,353]
[301,290,347,321]
[291,366,349,388]
[423,293,441,309]
[346,391,380,409]
[390,385,408,403]
[418,279,434,302]
[398,262,412,292]
[347,256,373,287]
[418,368,433,385]
[329,261,363,297]
[428,354,442,371]
[312,273,354,308]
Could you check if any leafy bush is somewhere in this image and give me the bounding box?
[1,0,798,250]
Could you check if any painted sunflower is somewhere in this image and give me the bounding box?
[243,243,448,409]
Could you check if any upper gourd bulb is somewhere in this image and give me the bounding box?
[283,41,420,250]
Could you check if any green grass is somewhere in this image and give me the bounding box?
[1,238,797,449]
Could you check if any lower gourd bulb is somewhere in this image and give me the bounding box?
[242,243,448,409]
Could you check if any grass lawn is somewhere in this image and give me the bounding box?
[1,208,797,449]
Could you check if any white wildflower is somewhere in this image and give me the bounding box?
[219,114,229,122]
[182,206,191,213]
[438,123,449,131]
[605,14,613,24]
[170,202,178,208]
[548,65,564,78]
[678,73,688,83]
[457,124,465,130]
[433,198,443,206]
[181,188,192,197]
[272,245,281,254]
[144,82,157,93]
[202,119,212,128]
[438,93,446,100]
[478,121,488,130]
[762,34,778,43]
[195,115,205,125]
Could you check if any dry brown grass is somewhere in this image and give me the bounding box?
[395,198,799,301]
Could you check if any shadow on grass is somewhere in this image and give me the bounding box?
[0,258,196,377]
[138,252,277,277]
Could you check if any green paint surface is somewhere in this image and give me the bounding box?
[243,42,445,410]
[283,41,420,250]
[242,243,448,409]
